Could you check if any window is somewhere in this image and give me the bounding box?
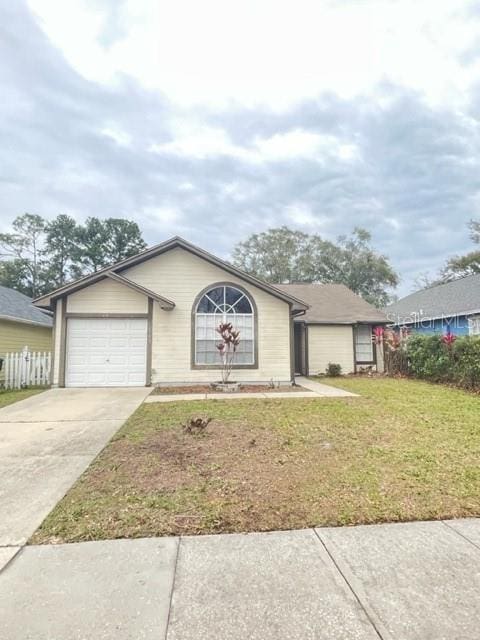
[355,325,374,362]
[194,285,255,366]
[469,316,480,336]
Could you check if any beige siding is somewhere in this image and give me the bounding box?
[124,247,291,383]
[66,278,147,314]
[307,325,354,375]
[0,319,52,357]
[0,319,52,383]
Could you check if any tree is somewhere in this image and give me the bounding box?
[71,217,146,278]
[232,226,399,307]
[0,259,32,296]
[412,272,440,291]
[328,228,399,307]
[0,213,147,295]
[103,218,147,264]
[43,214,78,289]
[442,219,480,280]
[0,213,46,297]
[70,217,109,277]
[232,227,328,283]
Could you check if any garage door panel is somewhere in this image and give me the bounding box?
[65,318,148,387]
[108,354,130,366]
[90,354,110,366]
[109,319,130,330]
[127,372,147,384]
[129,337,148,348]
[108,339,130,350]
[67,337,106,349]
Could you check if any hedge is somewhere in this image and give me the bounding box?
[406,334,480,390]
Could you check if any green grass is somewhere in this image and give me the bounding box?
[0,387,45,409]
[31,377,480,543]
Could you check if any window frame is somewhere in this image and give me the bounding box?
[468,315,480,336]
[354,324,375,364]
[191,282,258,370]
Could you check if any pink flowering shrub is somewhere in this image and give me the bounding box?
[216,322,241,384]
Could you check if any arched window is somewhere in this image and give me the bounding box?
[194,284,255,366]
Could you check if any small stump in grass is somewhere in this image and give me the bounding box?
[182,417,212,435]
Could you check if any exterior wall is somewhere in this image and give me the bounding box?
[0,319,52,357]
[307,324,355,375]
[0,318,52,383]
[393,315,470,336]
[66,278,148,314]
[57,247,292,384]
[125,247,292,383]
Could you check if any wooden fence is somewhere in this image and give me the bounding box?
[2,347,52,390]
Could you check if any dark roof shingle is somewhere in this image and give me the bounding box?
[275,283,388,324]
[385,274,480,323]
[0,285,52,327]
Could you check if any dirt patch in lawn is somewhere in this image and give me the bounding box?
[151,384,305,394]
[90,420,311,529]
[31,378,480,543]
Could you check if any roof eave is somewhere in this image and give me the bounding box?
[105,272,175,310]
[388,308,480,324]
[33,236,310,310]
[302,318,388,325]
[0,314,53,328]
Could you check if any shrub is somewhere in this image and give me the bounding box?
[326,362,342,377]
[407,335,451,382]
[451,336,480,389]
[406,334,480,390]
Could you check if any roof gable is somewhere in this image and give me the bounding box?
[275,283,388,324]
[33,236,309,311]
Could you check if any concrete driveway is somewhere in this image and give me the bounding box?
[1,519,480,639]
[0,387,150,553]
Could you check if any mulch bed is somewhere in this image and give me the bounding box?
[151,384,306,395]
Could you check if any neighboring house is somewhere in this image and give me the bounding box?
[276,284,388,375]
[0,285,53,361]
[386,274,480,336]
[33,237,386,387]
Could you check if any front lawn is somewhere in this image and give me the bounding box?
[31,377,480,543]
[0,387,45,409]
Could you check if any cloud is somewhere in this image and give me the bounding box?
[150,124,359,165]
[2,1,480,297]
[26,0,480,109]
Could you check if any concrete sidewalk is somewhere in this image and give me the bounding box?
[2,519,480,639]
[145,376,357,403]
[0,387,150,550]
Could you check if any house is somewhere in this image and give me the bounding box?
[276,284,388,375]
[385,274,480,336]
[0,285,53,360]
[33,236,386,387]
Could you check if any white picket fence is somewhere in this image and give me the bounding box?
[3,346,52,390]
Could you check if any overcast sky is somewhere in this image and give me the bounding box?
[2,1,480,295]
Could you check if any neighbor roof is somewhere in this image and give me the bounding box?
[385,273,480,323]
[0,285,52,327]
[275,283,388,324]
[33,236,309,312]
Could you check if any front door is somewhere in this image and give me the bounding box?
[293,323,306,375]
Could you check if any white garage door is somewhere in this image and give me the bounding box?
[65,318,148,387]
